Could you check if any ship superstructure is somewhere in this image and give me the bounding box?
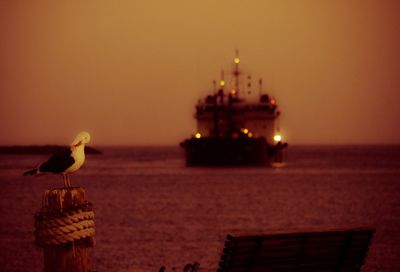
[181,51,287,166]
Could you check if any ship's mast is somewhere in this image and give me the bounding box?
[219,70,225,104]
[213,80,217,94]
[233,49,240,95]
[220,70,225,90]
[247,75,252,95]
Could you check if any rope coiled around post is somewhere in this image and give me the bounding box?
[34,201,95,247]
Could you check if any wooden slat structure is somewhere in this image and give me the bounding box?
[217,228,375,272]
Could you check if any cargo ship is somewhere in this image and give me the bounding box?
[180,51,287,166]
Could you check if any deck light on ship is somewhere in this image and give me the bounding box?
[234,57,240,64]
[243,128,249,134]
[270,98,276,105]
[248,132,253,138]
[195,133,201,139]
[220,80,225,87]
[274,134,282,142]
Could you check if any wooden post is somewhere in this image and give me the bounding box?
[36,187,95,272]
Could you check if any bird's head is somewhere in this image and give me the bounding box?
[71,131,91,147]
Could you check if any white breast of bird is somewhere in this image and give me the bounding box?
[66,145,86,174]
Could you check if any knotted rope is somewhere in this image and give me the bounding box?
[34,201,95,247]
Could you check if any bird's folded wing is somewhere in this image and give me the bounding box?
[39,148,75,173]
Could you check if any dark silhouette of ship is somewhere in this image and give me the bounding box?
[180,51,287,166]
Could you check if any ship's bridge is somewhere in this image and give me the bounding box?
[195,98,280,143]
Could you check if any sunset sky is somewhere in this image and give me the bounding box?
[1,1,399,145]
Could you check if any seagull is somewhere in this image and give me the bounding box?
[23,131,91,188]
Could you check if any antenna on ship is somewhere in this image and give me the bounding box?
[218,70,225,104]
[219,70,225,89]
[233,49,240,96]
[259,78,263,96]
[213,80,217,94]
[247,75,252,95]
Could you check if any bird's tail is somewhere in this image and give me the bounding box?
[23,168,38,176]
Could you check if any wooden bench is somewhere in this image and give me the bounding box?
[217,227,375,272]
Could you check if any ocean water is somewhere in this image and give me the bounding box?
[0,145,399,272]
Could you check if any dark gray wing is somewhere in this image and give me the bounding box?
[39,147,75,173]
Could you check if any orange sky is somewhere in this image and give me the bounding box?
[1,1,399,145]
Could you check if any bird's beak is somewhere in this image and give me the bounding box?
[74,140,83,147]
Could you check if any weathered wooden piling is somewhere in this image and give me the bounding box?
[34,187,95,272]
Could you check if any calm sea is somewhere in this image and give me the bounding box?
[0,145,399,272]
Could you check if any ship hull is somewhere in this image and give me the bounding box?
[180,137,280,166]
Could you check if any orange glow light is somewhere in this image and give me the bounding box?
[274,134,282,142]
